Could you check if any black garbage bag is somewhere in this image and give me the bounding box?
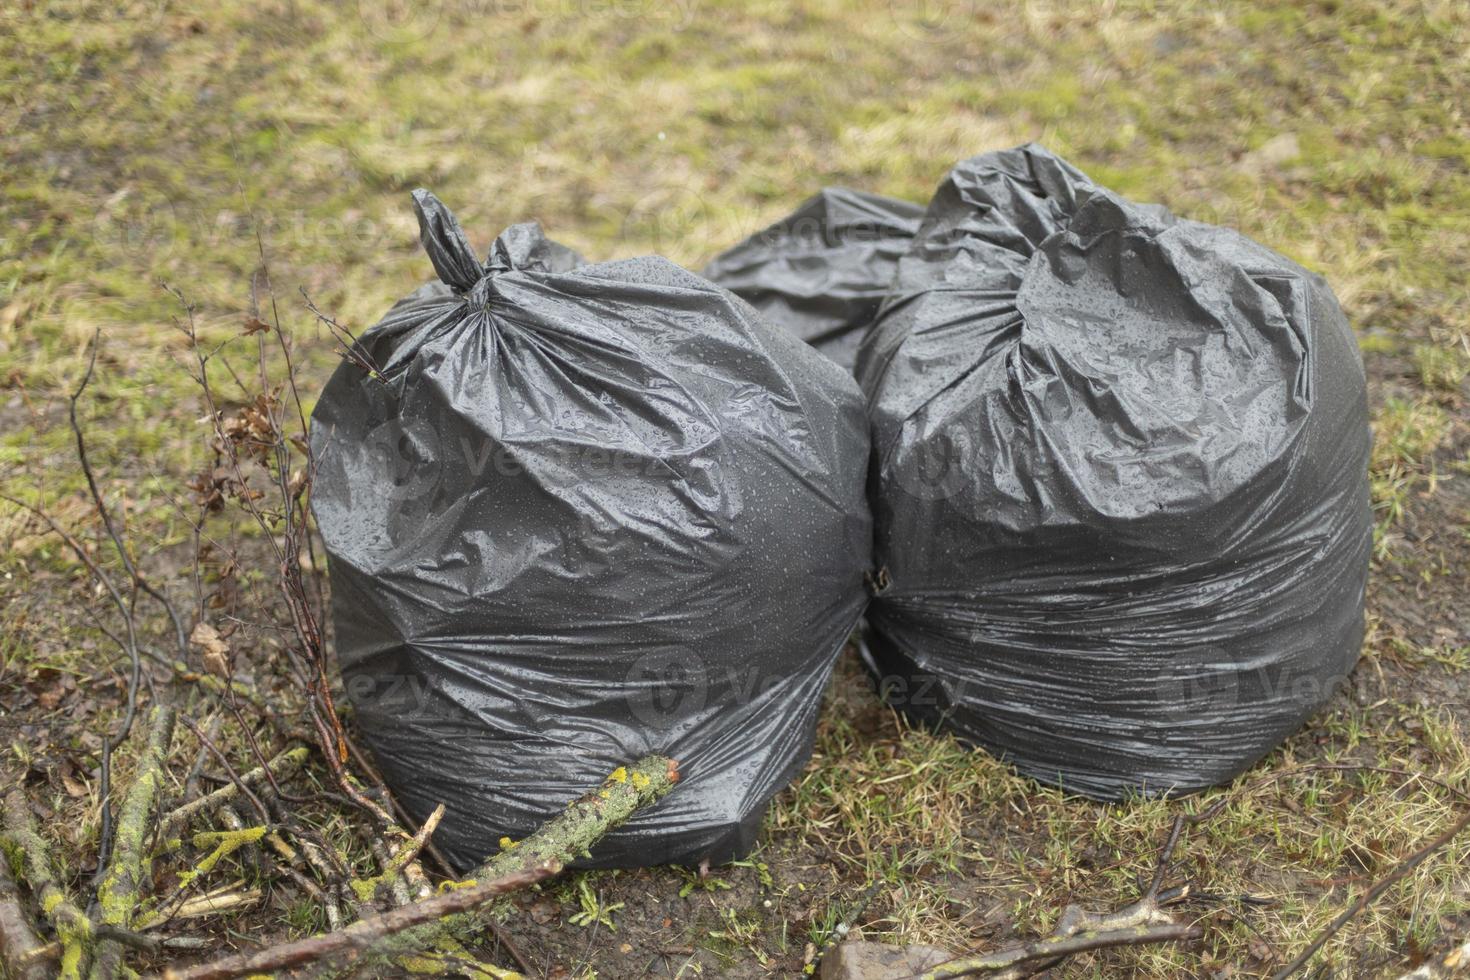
[311,190,872,869]
[704,188,923,370]
[856,144,1372,799]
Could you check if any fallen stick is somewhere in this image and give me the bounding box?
[1270,800,1470,979]
[157,745,308,843]
[481,756,681,879]
[384,804,444,886]
[0,843,50,980]
[351,805,445,908]
[163,864,553,980]
[19,925,213,970]
[139,828,270,930]
[365,805,525,979]
[160,755,680,980]
[2,790,93,979]
[916,806,1219,980]
[92,703,177,980]
[168,886,265,923]
[374,754,681,970]
[342,732,458,880]
[915,923,1203,979]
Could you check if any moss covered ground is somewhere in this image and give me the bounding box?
[2,1,1468,975]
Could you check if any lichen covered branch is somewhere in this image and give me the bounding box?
[163,756,679,980]
[92,704,178,980]
[157,745,307,844]
[2,790,93,979]
[0,841,51,980]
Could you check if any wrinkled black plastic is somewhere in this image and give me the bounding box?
[704,188,922,370]
[856,145,1372,799]
[311,190,872,869]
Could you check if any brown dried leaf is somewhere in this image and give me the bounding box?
[61,769,88,798]
[190,621,232,677]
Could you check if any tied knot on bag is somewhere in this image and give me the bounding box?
[411,188,498,309]
[463,274,495,310]
[411,188,577,310]
[864,566,891,596]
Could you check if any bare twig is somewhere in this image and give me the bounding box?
[180,715,223,806]
[167,285,375,826]
[262,801,346,932]
[351,804,445,912]
[159,864,553,980]
[66,337,190,887]
[158,745,308,842]
[0,487,144,904]
[916,923,1202,979]
[165,756,680,980]
[1270,801,1470,979]
[69,332,191,659]
[175,713,272,830]
[916,802,1221,980]
[147,885,263,925]
[300,290,381,379]
[340,732,457,878]
[366,801,535,976]
[17,926,211,974]
[384,804,444,886]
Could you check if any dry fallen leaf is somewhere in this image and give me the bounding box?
[0,298,27,334]
[61,768,88,798]
[190,621,232,677]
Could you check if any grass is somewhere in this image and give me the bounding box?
[1370,396,1454,542]
[768,658,1470,975]
[2,0,1470,976]
[1416,341,1470,394]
